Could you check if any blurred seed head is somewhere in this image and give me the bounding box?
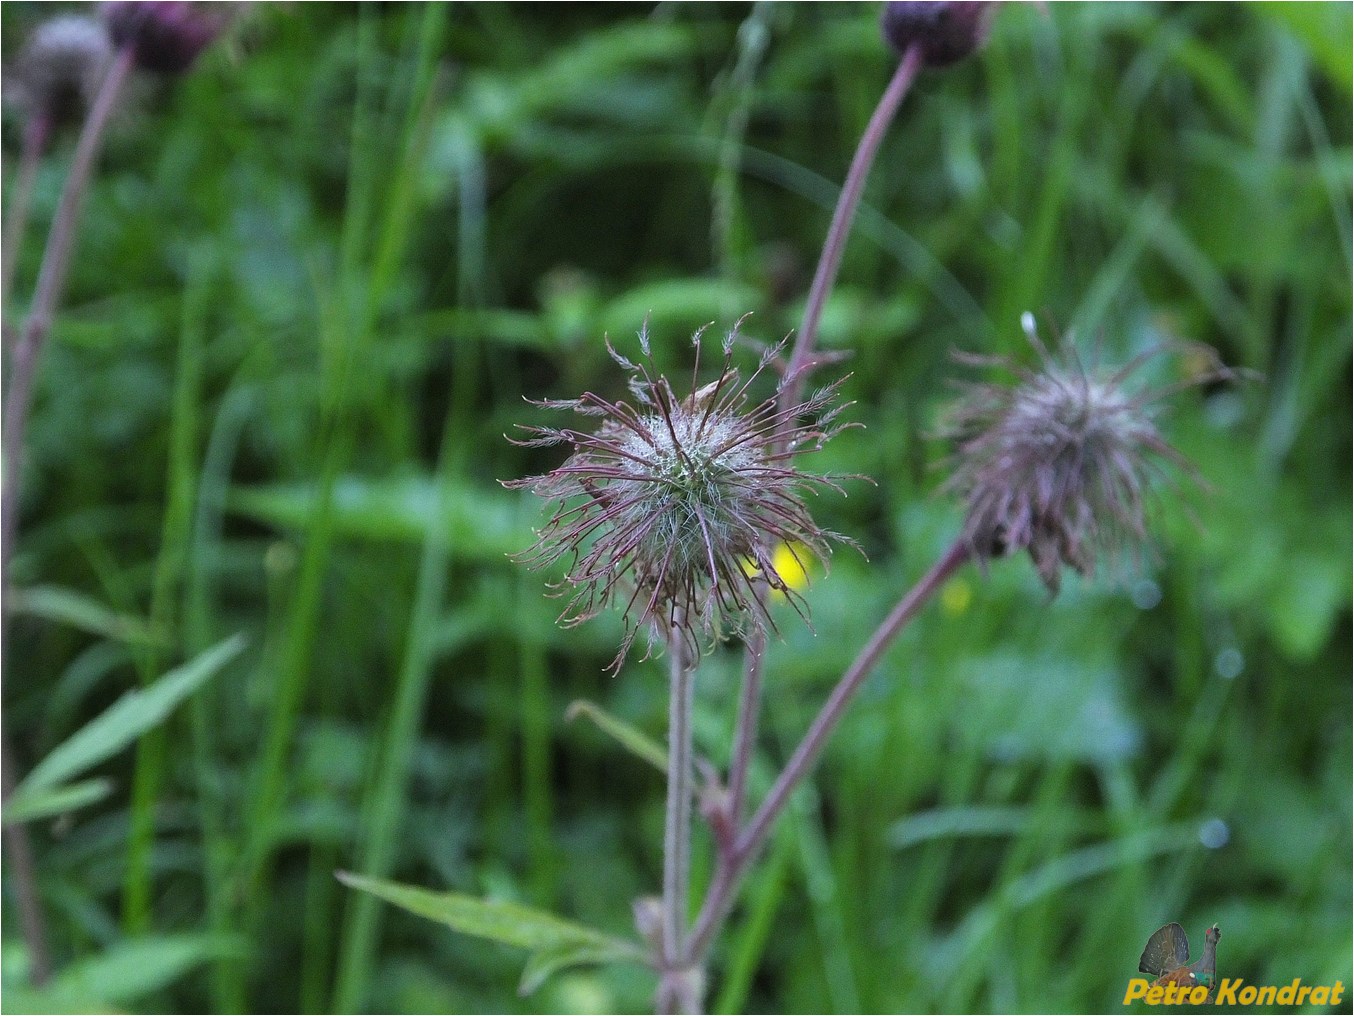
[8,16,113,130]
[507,318,856,672]
[103,1,222,75]
[880,1,996,67]
[944,313,1232,595]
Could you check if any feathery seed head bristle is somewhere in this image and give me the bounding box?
[507,318,856,672]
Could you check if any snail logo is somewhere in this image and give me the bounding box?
[1123,921,1347,1007]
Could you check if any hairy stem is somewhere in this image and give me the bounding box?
[658,627,699,1014]
[0,45,135,989]
[780,43,923,415]
[726,625,765,828]
[685,538,971,962]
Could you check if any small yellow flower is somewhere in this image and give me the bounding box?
[940,576,972,616]
[742,541,813,600]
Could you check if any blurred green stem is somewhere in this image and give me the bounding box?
[1,113,52,314]
[331,382,463,1013]
[122,260,210,935]
[0,44,135,989]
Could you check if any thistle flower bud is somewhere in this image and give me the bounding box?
[9,16,113,129]
[507,319,855,672]
[102,1,221,75]
[881,2,995,67]
[945,314,1230,594]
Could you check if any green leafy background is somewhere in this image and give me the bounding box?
[3,3,1349,1013]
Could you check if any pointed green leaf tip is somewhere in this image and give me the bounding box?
[6,634,247,824]
[566,699,667,773]
[335,872,646,995]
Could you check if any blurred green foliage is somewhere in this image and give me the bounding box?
[2,3,1349,1013]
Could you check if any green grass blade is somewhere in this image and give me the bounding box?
[15,634,245,799]
[3,778,112,826]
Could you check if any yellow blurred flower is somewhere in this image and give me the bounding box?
[742,541,812,600]
[940,576,972,616]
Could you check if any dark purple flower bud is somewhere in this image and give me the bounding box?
[9,16,113,129]
[102,1,221,75]
[507,318,857,672]
[881,2,995,67]
[944,313,1235,594]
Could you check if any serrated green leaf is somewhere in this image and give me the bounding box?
[7,585,163,646]
[2,778,112,826]
[565,699,666,773]
[336,872,644,960]
[12,635,246,802]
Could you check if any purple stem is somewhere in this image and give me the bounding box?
[657,626,697,1013]
[2,46,134,592]
[2,113,53,315]
[779,43,923,416]
[0,44,136,990]
[716,43,926,883]
[726,625,765,827]
[684,538,971,963]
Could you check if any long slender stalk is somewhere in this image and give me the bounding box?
[726,625,765,828]
[331,376,462,1013]
[657,627,698,1014]
[122,258,209,934]
[669,40,929,997]
[1,735,51,984]
[684,538,970,963]
[0,44,135,989]
[2,114,52,314]
[780,43,923,416]
[2,45,133,599]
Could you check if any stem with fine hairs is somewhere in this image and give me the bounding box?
[656,626,700,1014]
[682,39,931,994]
[726,625,765,828]
[780,43,923,415]
[684,538,971,965]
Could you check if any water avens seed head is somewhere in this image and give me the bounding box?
[507,318,856,672]
[944,312,1234,594]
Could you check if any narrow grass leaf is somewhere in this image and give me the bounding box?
[2,778,112,826]
[14,635,246,798]
[8,585,163,647]
[565,700,666,773]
